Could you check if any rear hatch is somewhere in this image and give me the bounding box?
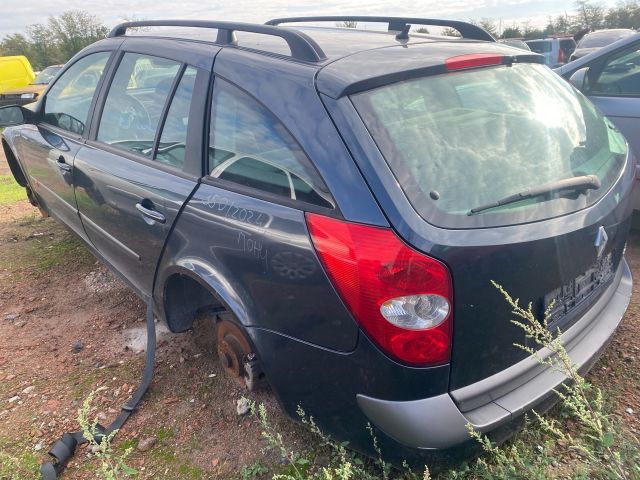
[323,49,636,390]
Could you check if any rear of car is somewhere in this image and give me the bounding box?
[0,56,35,95]
[305,40,634,465]
[526,38,575,67]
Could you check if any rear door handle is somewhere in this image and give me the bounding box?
[56,156,72,172]
[135,202,166,224]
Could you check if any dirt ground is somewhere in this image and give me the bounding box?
[0,148,312,478]
[1,146,639,479]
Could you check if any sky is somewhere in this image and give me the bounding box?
[1,0,619,38]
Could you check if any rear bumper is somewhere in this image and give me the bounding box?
[357,257,632,450]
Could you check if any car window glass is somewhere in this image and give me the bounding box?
[43,52,110,135]
[590,45,640,97]
[208,80,334,209]
[527,41,551,53]
[97,53,181,156]
[352,63,627,229]
[155,66,197,169]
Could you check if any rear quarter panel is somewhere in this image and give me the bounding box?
[155,183,360,351]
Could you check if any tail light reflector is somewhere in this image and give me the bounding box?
[306,213,453,367]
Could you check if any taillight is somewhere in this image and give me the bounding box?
[306,213,453,367]
[558,48,565,64]
[445,53,504,71]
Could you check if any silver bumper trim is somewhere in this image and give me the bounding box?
[357,258,632,450]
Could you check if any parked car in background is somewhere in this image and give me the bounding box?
[497,38,530,51]
[556,32,640,157]
[526,37,576,67]
[0,16,634,468]
[556,32,640,210]
[0,64,63,107]
[570,29,636,61]
[0,56,35,94]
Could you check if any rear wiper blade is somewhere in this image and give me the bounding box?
[468,174,601,216]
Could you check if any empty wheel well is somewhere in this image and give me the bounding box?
[2,139,27,187]
[163,273,225,332]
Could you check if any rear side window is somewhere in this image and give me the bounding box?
[97,53,181,156]
[352,63,627,229]
[208,79,334,209]
[43,52,110,135]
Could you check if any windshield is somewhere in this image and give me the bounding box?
[579,31,633,48]
[351,63,627,228]
[33,66,62,85]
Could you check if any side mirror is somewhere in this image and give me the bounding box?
[569,67,591,92]
[0,105,29,127]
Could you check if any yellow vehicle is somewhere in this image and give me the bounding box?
[0,64,63,107]
[0,56,35,95]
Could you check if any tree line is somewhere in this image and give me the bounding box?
[0,10,108,70]
[483,0,640,39]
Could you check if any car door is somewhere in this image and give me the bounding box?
[584,41,640,156]
[73,44,214,297]
[17,51,113,240]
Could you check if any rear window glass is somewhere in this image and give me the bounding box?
[527,40,552,53]
[579,31,631,48]
[352,63,627,229]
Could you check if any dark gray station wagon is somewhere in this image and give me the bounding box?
[0,16,635,468]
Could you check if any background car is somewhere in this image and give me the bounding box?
[526,37,576,67]
[497,38,531,51]
[0,64,63,107]
[556,32,640,211]
[570,29,636,61]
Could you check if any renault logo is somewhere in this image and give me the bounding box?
[595,226,608,259]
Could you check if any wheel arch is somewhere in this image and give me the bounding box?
[155,261,251,334]
[2,136,28,187]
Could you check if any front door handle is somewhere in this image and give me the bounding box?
[56,156,72,172]
[135,202,166,224]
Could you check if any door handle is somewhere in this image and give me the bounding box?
[135,202,166,224]
[56,156,72,172]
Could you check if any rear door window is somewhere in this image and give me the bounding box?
[208,79,334,209]
[97,53,181,156]
[154,66,198,169]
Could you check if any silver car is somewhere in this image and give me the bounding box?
[556,32,640,209]
[556,32,640,157]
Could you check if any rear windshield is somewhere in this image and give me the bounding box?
[351,63,627,229]
[526,41,552,53]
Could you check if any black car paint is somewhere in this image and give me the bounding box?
[0,24,635,468]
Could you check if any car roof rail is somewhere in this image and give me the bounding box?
[107,20,328,62]
[265,16,495,42]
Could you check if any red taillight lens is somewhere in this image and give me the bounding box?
[558,48,565,64]
[306,213,453,367]
[444,53,504,71]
